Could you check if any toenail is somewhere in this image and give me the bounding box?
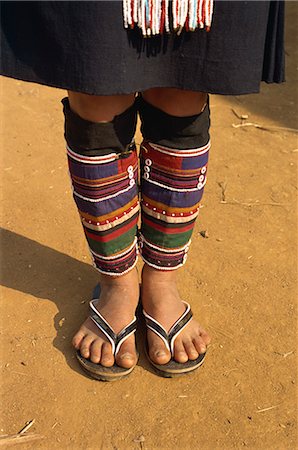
[201,346,206,353]
[156,351,166,357]
[120,353,133,360]
[101,358,112,364]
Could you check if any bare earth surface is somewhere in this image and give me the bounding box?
[1,6,297,449]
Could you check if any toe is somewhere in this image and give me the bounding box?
[174,340,188,363]
[184,340,199,360]
[194,335,207,354]
[149,346,171,365]
[200,329,211,346]
[90,339,103,364]
[72,330,85,350]
[148,331,171,365]
[115,338,136,369]
[100,343,114,367]
[79,335,95,358]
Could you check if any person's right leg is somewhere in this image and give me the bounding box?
[65,92,140,369]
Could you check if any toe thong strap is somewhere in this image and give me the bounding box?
[89,300,137,356]
[143,301,193,355]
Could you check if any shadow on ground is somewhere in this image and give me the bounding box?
[0,227,153,376]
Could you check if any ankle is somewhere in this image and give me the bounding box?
[100,267,139,287]
[142,263,177,284]
[141,265,183,312]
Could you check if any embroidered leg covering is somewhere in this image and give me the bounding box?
[138,96,210,270]
[63,98,139,276]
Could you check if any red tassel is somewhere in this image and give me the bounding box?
[185,12,189,32]
[150,0,153,29]
[160,0,166,33]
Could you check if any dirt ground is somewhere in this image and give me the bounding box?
[1,5,297,450]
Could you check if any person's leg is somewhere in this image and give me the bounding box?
[65,92,140,369]
[139,87,211,366]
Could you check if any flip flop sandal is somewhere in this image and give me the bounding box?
[143,301,206,378]
[76,297,138,382]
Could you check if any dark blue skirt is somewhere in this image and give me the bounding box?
[0,1,285,95]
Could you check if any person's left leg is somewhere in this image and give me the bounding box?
[139,88,211,367]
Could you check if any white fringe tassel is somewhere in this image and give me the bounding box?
[123,0,214,37]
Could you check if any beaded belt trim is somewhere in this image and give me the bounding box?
[123,0,214,37]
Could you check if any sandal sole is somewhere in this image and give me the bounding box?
[76,351,138,381]
[145,346,206,378]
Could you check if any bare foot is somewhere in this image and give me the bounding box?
[141,264,211,365]
[72,268,139,369]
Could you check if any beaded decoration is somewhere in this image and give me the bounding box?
[123,0,214,37]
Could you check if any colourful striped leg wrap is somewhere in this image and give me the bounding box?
[138,96,210,271]
[63,98,139,276]
[139,140,210,270]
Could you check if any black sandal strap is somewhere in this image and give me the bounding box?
[144,316,170,351]
[89,300,137,356]
[143,302,193,355]
[168,308,193,343]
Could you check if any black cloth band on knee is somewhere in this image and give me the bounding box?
[62,97,137,156]
[137,95,210,149]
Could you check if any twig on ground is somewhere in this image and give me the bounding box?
[133,435,145,449]
[11,371,28,376]
[231,109,249,122]
[0,434,43,447]
[232,122,298,133]
[217,181,227,202]
[274,350,294,358]
[220,198,288,207]
[282,351,294,358]
[256,405,279,413]
[0,419,41,447]
[18,419,35,434]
